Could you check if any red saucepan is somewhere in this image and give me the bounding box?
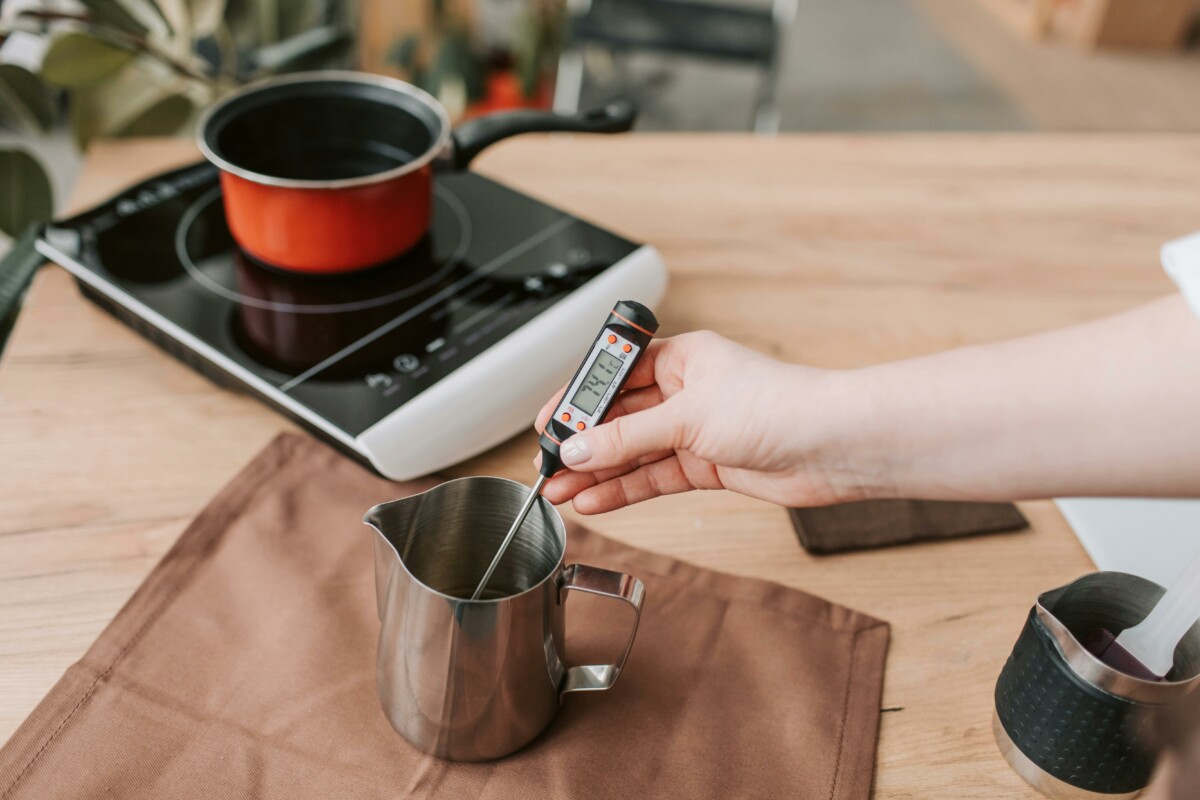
[197,71,636,275]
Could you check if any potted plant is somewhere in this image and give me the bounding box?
[386,0,562,120]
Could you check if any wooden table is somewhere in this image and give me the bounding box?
[2,135,1193,797]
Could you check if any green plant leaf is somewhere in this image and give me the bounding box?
[0,149,54,238]
[69,60,192,148]
[41,32,137,88]
[388,33,421,71]
[254,26,348,73]
[78,0,151,36]
[222,0,259,51]
[132,0,177,37]
[513,9,558,101]
[114,91,193,136]
[447,29,484,101]
[276,0,318,41]
[425,40,453,97]
[0,65,56,131]
[69,94,101,150]
[514,31,539,100]
[188,0,227,37]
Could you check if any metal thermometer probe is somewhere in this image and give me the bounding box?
[470,300,660,600]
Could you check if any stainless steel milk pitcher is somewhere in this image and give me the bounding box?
[364,476,645,761]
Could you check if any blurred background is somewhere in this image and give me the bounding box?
[2,0,1200,239]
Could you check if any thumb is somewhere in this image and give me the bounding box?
[559,400,686,471]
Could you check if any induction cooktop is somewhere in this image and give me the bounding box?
[37,161,667,479]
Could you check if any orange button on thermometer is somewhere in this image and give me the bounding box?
[560,412,571,422]
[576,421,586,431]
[607,334,617,344]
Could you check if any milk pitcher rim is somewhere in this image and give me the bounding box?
[364,475,566,604]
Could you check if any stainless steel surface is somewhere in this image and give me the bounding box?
[559,562,645,693]
[363,476,645,761]
[1035,572,1200,704]
[470,473,549,600]
[992,712,1142,800]
[995,571,1200,797]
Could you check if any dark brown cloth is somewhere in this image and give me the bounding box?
[789,499,1028,554]
[1,434,890,800]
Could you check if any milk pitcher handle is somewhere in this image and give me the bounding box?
[559,563,645,698]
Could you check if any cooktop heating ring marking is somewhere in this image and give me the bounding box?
[277,215,577,393]
[174,184,473,314]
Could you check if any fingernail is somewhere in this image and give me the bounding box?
[532,452,543,468]
[560,436,591,467]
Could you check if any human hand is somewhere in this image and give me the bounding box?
[534,331,878,513]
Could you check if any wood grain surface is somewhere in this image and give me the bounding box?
[2,134,1195,797]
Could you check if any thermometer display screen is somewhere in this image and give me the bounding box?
[571,349,623,415]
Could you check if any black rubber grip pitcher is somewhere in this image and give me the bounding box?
[994,572,1200,799]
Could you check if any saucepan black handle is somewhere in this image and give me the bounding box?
[446,99,637,170]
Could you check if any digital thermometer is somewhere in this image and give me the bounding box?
[471,300,660,599]
[536,299,660,477]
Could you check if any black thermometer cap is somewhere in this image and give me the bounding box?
[613,300,659,336]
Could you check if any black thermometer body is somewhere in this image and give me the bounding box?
[537,300,659,478]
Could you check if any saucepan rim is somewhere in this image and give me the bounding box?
[197,69,453,191]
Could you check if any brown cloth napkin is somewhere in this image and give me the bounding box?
[1,434,889,800]
[789,499,1028,554]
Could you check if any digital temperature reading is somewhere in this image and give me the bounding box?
[571,349,623,415]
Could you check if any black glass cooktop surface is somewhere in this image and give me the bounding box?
[42,162,639,436]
